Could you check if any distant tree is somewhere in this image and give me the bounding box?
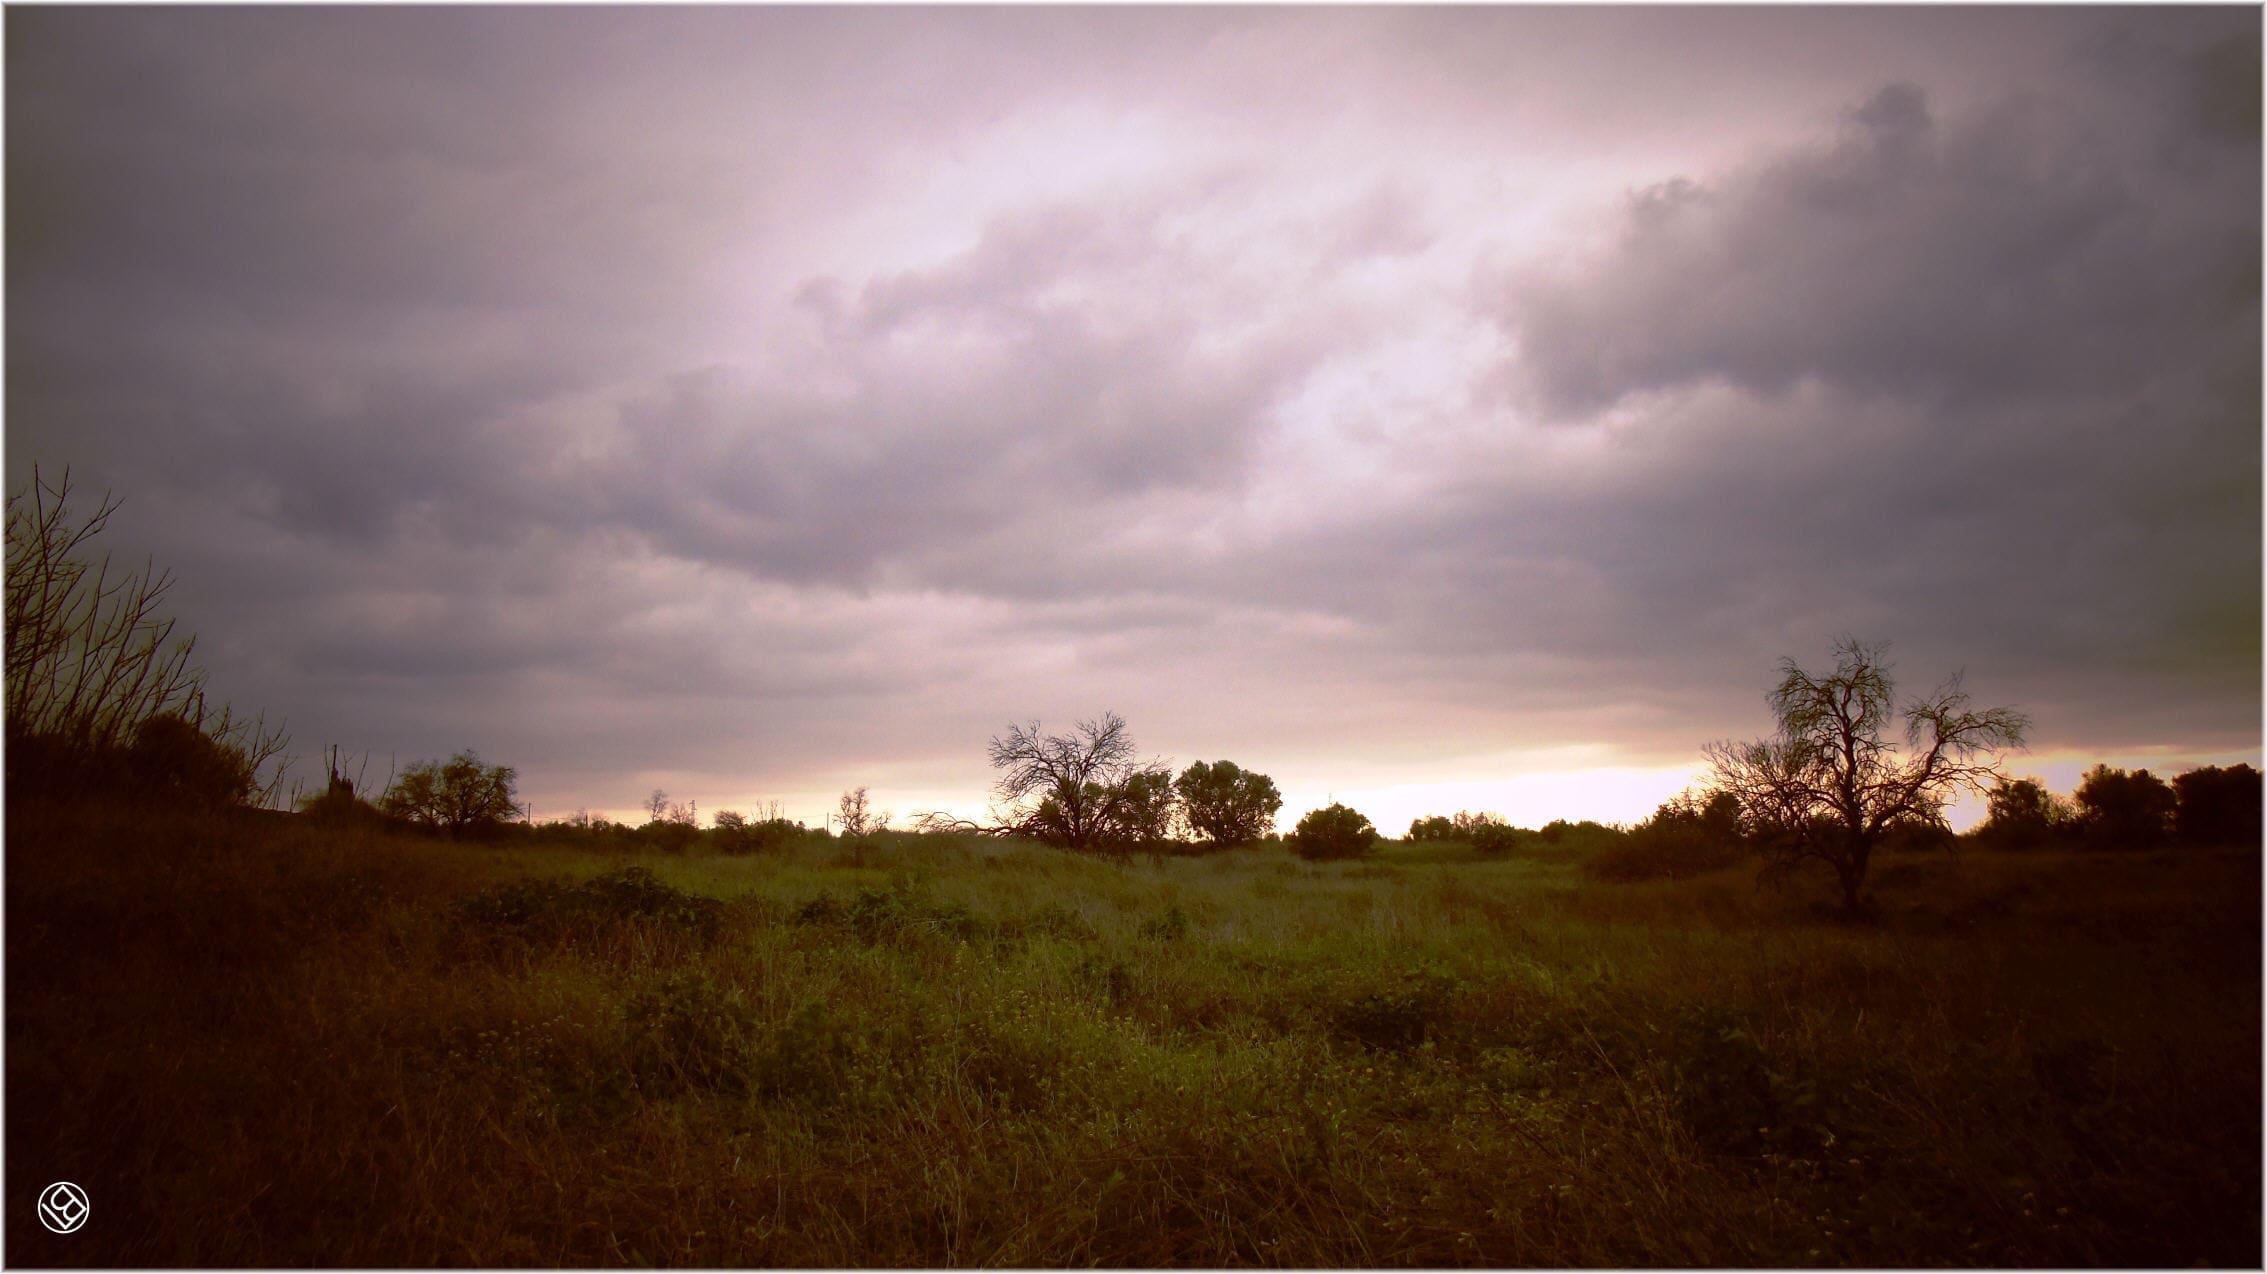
[1978,776,2074,849]
[1174,759,1283,846]
[1452,810,1506,836]
[2172,764,2262,846]
[712,809,748,834]
[1706,637,2026,913]
[1114,770,1182,845]
[1468,823,1528,855]
[381,750,521,837]
[1406,815,1457,842]
[836,786,891,838]
[1288,803,1379,861]
[666,799,699,827]
[2073,764,2177,849]
[644,788,670,824]
[979,713,1172,853]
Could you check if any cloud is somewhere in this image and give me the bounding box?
[6,7,2255,820]
[1497,74,2256,419]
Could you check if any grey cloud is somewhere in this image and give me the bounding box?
[7,7,2254,820]
[1499,66,2256,419]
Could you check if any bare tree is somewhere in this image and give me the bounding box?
[6,465,287,802]
[1706,636,2027,913]
[835,785,890,838]
[981,712,1172,853]
[644,788,669,824]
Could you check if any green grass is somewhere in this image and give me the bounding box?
[7,803,2258,1266]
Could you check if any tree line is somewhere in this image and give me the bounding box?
[10,471,2257,915]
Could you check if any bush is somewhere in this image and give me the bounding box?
[1582,793,1746,882]
[1288,803,1379,861]
[1468,823,1529,855]
[452,866,723,954]
[622,969,755,1096]
[1328,966,1457,1051]
[125,713,258,808]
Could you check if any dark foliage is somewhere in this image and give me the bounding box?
[1174,759,1283,846]
[381,750,521,839]
[1288,803,1379,861]
[2073,764,2177,849]
[2172,763,2262,847]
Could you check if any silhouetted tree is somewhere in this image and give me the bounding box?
[835,785,890,838]
[1706,637,2026,913]
[1174,759,1283,846]
[1978,776,2074,849]
[2073,764,2176,849]
[977,712,1172,853]
[2173,763,2262,846]
[382,750,521,837]
[5,465,285,803]
[1406,815,1457,842]
[1288,803,1379,861]
[644,788,670,824]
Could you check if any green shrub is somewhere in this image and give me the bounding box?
[621,969,754,1096]
[1138,903,1191,942]
[452,866,722,953]
[1288,803,1379,861]
[1328,966,1457,1052]
[1469,823,1529,855]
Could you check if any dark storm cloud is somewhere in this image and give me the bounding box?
[1501,76,2255,418]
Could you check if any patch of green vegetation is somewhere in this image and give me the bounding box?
[8,797,2259,1266]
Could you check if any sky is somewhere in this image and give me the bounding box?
[7,6,2260,833]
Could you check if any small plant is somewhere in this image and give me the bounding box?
[621,969,754,1096]
[452,866,722,954]
[1138,903,1191,942]
[1329,966,1457,1051]
[1288,803,1379,861]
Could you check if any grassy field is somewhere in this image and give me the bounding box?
[7,802,2258,1267]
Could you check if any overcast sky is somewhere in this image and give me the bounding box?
[8,6,2259,831]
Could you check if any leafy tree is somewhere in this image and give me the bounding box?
[1113,770,1182,845]
[1468,822,1528,855]
[1174,759,1283,846]
[1706,636,2026,913]
[2073,764,2176,849]
[381,750,521,837]
[1978,776,2074,849]
[2172,764,2262,847]
[1288,803,1379,861]
[1406,815,1457,842]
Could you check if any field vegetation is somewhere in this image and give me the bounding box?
[8,797,2257,1266]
